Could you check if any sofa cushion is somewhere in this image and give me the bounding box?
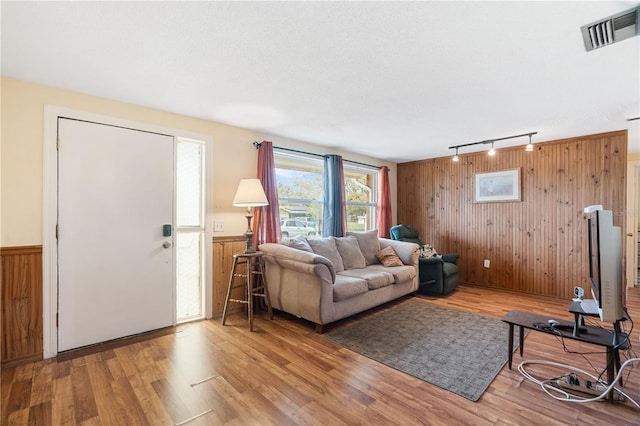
[333,275,368,302]
[367,264,417,283]
[335,236,366,269]
[307,237,345,272]
[287,236,313,252]
[338,269,394,290]
[376,246,404,267]
[346,230,381,266]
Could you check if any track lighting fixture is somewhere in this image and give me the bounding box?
[525,134,534,152]
[449,132,537,162]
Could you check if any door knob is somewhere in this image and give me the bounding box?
[163,241,172,249]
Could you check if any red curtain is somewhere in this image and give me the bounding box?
[376,166,392,238]
[253,141,281,249]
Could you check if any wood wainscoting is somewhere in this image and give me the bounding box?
[397,130,627,299]
[0,237,247,365]
[211,236,248,317]
[0,245,43,366]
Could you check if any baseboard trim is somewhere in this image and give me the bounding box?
[0,245,43,256]
[1,353,43,368]
[56,324,188,362]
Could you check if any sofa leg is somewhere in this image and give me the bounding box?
[315,323,325,334]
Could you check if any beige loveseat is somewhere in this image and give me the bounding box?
[258,231,419,332]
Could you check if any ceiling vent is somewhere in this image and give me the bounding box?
[581,5,640,51]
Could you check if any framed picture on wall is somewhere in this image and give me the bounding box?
[474,168,521,203]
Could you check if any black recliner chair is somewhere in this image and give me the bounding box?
[390,224,460,296]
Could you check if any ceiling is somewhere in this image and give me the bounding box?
[2,1,639,163]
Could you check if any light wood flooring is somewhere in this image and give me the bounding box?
[2,285,639,425]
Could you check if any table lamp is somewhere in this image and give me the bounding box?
[233,178,269,253]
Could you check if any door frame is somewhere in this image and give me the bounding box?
[43,105,214,358]
[626,159,640,290]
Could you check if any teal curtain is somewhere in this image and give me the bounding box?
[322,155,347,237]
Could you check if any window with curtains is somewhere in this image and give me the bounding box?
[344,165,377,232]
[274,151,377,238]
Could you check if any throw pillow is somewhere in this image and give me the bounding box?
[346,230,381,265]
[307,237,345,272]
[376,246,404,267]
[335,236,366,269]
[288,236,313,253]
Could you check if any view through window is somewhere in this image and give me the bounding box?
[274,151,377,239]
[175,138,204,322]
[344,166,377,233]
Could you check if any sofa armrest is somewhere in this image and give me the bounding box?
[442,253,459,264]
[259,243,335,325]
[420,256,444,265]
[418,257,444,286]
[259,243,336,282]
[379,238,419,266]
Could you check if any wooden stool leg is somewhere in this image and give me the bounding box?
[222,253,270,331]
[247,259,254,331]
[221,257,239,326]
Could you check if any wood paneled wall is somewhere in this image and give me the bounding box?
[1,246,43,365]
[397,131,627,298]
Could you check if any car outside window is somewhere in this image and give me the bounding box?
[280,219,316,240]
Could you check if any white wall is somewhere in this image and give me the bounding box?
[0,77,397,247]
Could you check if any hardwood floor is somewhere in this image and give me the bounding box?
[2,285,639,425]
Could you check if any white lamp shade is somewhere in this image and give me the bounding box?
[233,178,269,207]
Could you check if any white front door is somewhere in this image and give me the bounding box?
[57,118,175,351]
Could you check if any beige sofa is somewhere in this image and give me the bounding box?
[258,231,419,332]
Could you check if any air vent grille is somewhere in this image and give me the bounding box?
[581,6,639,51]
[587,20,614,48]
[614,12,637,30]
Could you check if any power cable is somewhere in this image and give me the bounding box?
[518,358,640,409]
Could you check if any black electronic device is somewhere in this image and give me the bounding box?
[585,206,625,323]
[534,321,588,334]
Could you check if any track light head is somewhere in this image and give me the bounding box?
[488,142,496,156]
[525,134,534,152]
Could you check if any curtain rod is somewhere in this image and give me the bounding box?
[253,141,380,169]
